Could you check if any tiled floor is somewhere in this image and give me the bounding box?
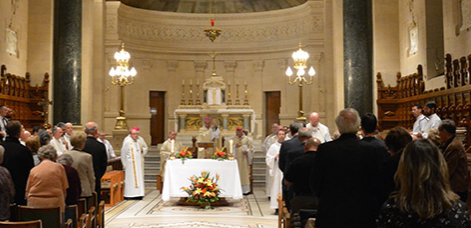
[105,189,278,228]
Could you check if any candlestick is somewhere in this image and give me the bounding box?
[229,139,234,160]
[211,19,214,27]
[170,139,176,160]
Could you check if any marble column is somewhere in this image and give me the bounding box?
[222,114,229,132]
[53,0,82,124]
[179,114,186,132]
[343,0,373,115]
[243,114,250,131]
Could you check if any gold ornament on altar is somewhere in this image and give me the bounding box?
[285,43,316,122]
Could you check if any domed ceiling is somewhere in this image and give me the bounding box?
[120,0,308,13]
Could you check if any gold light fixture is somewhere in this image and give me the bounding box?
[204,0,221,42]
[109,43,137,130]
[286,43,316,122]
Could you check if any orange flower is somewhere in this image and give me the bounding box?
[202,171,207,175]
[188,152,192,156]
[180,151,185,156]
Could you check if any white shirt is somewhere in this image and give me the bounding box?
[422,113,441,138]
[98,138,116,159]
[0,116,8,140]
[50,137,66,155]
[412,114,427,135]
[306,122,332,143]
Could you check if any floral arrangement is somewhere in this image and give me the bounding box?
[212,148,228,160]
[176,147,193,161]
[181,171,221,208]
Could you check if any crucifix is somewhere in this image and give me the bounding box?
[38,97,53,129]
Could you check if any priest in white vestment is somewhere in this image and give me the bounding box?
[262,123,279,197]
[227,127,253,194]
[197,117,220,158]
[306,112,332,143]
[159,130,183,181]
[266,128,286,211]
[50,126,66,156]
[121,128,145,199]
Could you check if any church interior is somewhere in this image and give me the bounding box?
[1,0,471,227]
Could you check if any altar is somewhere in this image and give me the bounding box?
[162,159,243,201]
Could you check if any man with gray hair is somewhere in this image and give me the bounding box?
[83,122,107,201]
[311,108,380,228]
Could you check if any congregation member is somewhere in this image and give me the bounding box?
[227,127,253,195]
[284,137,320,214]
[0,105,9,141]
[418,101,441,138]
[377,139,471,227]
[159,130,183,180]
[57,153,82,205]
[65,131,95,199]
[121,127,145,200]
[26,145,69,212]
[56,122,71,150]
[438,119,470,202]
[410,104,426,137]
[376,127,412,210]
[50,125,67,155]
[83,122,107,201]
[25,136,41,166]
[0,145,14,221]
[64,122,74,149]
[98,131,116,159]
[306,112,331,143]
[197,117,220,158]
[262,123,279,197]
[20,128,31,146]
[31,125,41,137]
[279,124,311,209]
[1,120,34,205]
[311,108,380,228]
[38,129,51,146]
[265,128,286,214]
[360,113,389,163]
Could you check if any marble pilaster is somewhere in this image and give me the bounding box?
[343,0,373,115]
[53,0,82,124]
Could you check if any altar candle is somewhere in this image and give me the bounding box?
[183,79,185,85]
[171,139,175,153]
[211,19,215,27]
[229,140,233,155]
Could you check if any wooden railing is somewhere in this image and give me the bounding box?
[0,65,50,129]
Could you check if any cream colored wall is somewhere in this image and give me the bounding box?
[0,0,29,76]
[103,1,340,141]
[443,0,471,63]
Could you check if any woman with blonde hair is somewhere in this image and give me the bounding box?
[377,139,471,227]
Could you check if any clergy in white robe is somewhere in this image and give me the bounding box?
[266,129,286,210]
[306,112,332,143]
[121,128,145,198]
[262,123,279,197]
[197,117,220,158]
[50,126,66,155]
[227,127,254,194]
[159,130,183,181]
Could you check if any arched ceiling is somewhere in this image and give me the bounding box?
[120,0,308,13]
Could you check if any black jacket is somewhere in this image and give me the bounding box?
[83,136,108,194]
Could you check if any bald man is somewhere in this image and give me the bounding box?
[83,122,107,200]
[306,112,332,143]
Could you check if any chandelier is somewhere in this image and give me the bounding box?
[109,43,137,86]
[285,43,316,122]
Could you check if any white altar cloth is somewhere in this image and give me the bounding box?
[162,159,243,201]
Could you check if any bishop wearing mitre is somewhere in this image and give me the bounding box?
[227,127,254,195]
[196,117,221,158]
[121,127,145,200]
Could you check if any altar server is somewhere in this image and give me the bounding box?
[121,127,145,200]
[160,130,183,180]
[262,123,279,197]
[227,126,254,195]
[266,128,286,212]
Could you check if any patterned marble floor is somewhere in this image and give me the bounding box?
[105,189,278,228]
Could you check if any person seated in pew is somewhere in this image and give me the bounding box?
[0,145,14,221]
[57,153,82,206]
[26,145,69,212]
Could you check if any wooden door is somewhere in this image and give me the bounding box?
[149,91,165,145]
[265,91,281,137]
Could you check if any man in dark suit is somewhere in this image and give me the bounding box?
[360,113,389,164]
[278,122,310,210]
[83,122,108,201]
[311,108,380,228]
[439,119,470,202]
[1,120,35,205]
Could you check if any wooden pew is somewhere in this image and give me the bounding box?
[0,220,42,228]
[17,206,63,228]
